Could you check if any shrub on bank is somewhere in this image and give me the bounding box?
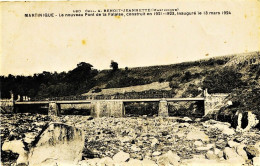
[202,67,245,93]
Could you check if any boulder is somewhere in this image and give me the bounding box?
[2,139,28,165]
[213,148,220,155]
[186,130,209,142]
[142,158,158,166]
[27,123,85,166]
[152,151,161,157]
[182,155,232,166]
[228,141,240,148]
[162,131,169,136]
[120,136,131,143]
[222,127,235,135]
[151,138,159,147]
[223,147,238,160]
[156,150,180,166]
[194,141,203,147]
[205,150,218,160]
[243,111,259,131]
[23,132,38,145]
[98,157,114,166]
[131,145,141,152]
[79,158,100,166]
[213,148,221,156]
[175,132,185,138]
[217,151,224,159]
[212,123,235,135]
[223,147,245,164]
[197,144,214,151]
[252,157,260,166]
[179,123,190,128]
[244,145,260,159]
[126,159,143,166]
[113,151,130,163]
[235,144,248,160]
[183,117,192,122]
[215,139,227,149]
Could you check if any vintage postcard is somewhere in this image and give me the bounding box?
[1,0,260,165]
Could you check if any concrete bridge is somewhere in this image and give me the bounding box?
[8,89,229,117]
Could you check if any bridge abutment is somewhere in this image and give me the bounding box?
[0,92,14,113]
[158,100,168,117]
[204,89,229,116]
[48,102,60,116]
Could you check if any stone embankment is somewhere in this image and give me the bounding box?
[1,113,260,166]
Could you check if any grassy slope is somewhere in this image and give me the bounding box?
[89,52,258,97]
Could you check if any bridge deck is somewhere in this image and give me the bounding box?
[15,97,205,105]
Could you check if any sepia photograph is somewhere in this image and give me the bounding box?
[1,0,260,165]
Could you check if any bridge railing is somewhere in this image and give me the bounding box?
[22,90,201,102]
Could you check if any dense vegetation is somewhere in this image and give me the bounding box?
[217,62,260,124]
[0,62,98,98]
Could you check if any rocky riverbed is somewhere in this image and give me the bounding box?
[1,113,260,166]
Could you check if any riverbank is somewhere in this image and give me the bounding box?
[1,113,260,165]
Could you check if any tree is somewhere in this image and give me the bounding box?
[110,60,118,71]
[77,62,93,71]
[66,62,94,84]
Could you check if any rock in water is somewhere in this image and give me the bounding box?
[27,123,85,166]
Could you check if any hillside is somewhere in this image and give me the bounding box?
[87,51,259,97]
[83,51,259,126]
[1,51,259,126]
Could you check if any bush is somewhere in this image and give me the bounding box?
[92,88,102,93]
[169,81,179,89]
[183,84,201,97]
[202,67,244,93]
[158,78,165,83]
[181,71,192,82]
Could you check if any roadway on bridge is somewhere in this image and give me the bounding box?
[15,97,205,105]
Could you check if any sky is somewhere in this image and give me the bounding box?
[1,0,260,76]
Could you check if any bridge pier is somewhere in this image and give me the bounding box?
[158,99,168,117]
[48,102,60,116]
[91,101,125,118]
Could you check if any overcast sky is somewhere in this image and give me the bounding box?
[1,0,259,76]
